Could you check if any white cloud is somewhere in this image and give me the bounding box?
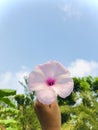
[76,0,98,7]
[0,60,98,94]
[62,3,81,19]
[0,66,29,94]
[68,59,98,77]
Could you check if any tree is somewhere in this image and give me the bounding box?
[0,76,98,130]
[59,76,98,130]
[0,89,20,130]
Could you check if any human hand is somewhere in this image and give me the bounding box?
[34,100,61,130]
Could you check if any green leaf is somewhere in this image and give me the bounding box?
[0,97,16,108]
[0,89,16,98]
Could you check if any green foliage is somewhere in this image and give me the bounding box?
[73,77,81,91]
[80,81,90,91]
[58,92,76,106]
[14,94,25,106]
[0,89,16,108]
[0,89,16,98]
[0,89,19,130]
[93,77,98,92]
[0,97,16,108]
[14,94,40,130]
[0,76,98,130]
[59,76,98,130]
[0,119,19,129]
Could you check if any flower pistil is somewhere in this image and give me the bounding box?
[46,78,55,87]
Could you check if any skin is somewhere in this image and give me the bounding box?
[34,100,61,130]
[0,125,6,130]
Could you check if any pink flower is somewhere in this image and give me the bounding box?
[28,61,74,104]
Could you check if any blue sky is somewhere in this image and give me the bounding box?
[0,0,98,93]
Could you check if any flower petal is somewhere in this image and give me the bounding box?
[36,88,57,104]
[56,74,72,84]
[38,61,55,78]
[52,80,74,98]
[53,62,70,78]
[28,70,45,91]
[38,61,70,78]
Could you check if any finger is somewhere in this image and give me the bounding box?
[35,99,58,110]
[34,99,50,111]
[50,101,59,110]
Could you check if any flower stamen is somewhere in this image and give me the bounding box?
[46,78,55,87]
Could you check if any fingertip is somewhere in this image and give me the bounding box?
[34,99,48,109]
